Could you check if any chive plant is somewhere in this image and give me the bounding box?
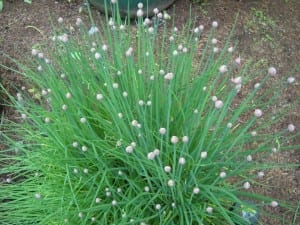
[0,1,298,225]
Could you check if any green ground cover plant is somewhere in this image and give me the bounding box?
[0,1,298,224]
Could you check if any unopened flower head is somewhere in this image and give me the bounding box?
[220,172,226,178]
[212,21,218,28]
[287,124,295,132]
[164,72,174,80]
[219,65,228,73]
[96,93,103,100]
[147,152,156,160]
[164,166,171,173]
[155,204,161,210]
[80,117,87,123]
[167,179,174,187]
[58,17,63,23]
[137,9,143,17]
[257,171,264,178]
[112,200,117,206]
[81,145,88,152]
[211,38,218,44]
[287,76,295,84]
[215,100,223,109]
[66,92,71,99]
[182,136,189,143]
[178,157,186,165]
[144,186,150,192]
[270,201,278,207]
[246,155,252,162]
[231,76,242,84]
[125,146,133,153]
[254,109,263,117]
[171,136,179,144]
[212,96,218,102]
[76,18,82,26]
[268,67,277,76]
[201,151,207,159]
[153,8,159,14]
[95,52,101,59]
[235,56,242,65]
[193,187,200,194]
[206,206,213,213]
[243,181,250,189]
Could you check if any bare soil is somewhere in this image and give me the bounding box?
[0,0,299,224]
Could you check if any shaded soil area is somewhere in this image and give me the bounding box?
[0,0,299,224]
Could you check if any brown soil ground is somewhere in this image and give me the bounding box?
[0,0,299,224]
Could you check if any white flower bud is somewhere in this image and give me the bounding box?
[243,181,250,189]
[137,9,143,17]
[219,65,228,73]
[254,109,263,117]
[270,201,278,207]
[212,21,218,28]
[201,151,207,159]
[215,100,223,109]
[182,136,189,143]
[193,187,200,194]
[164,166,171,173]
[287,76,295,84]
[220,172,226,178]
[167,179,174,187]
[171,136,179,144]
[178,157,186,165]
[287,124,295,132]
[125,146,133,153]
[206,206,213,213]
[268,67,277,76]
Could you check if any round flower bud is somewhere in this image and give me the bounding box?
[164,72,174,80]
[206,206,213,213]
[243,181,250,190]
[80,117,86,123]
[81,145,88,152]
[171,136,179,144]
[212,21,218,28]
[137,9,143,17]
[246,155,252,161]
[167,179,174,187]
[257,171,264,178]
[268,67,277,76]
[287,124,295,132]
[155,204,161,210]
[144,186,150,192]
[201,151,207,159]
[270,201,278,207]
[125,146,133,153]
[287,76,295,84]
[193,187,200,194]
[215,100,224,109]
[164,166,171,173]
[254,109,263,117]
[182,136,189,143]
[147,152,156,160]
[219,65,228,73]
[159,127,167,135]
[178,157,186,165]
[220,172,226,178]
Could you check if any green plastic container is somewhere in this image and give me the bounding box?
[88,0,176,17]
